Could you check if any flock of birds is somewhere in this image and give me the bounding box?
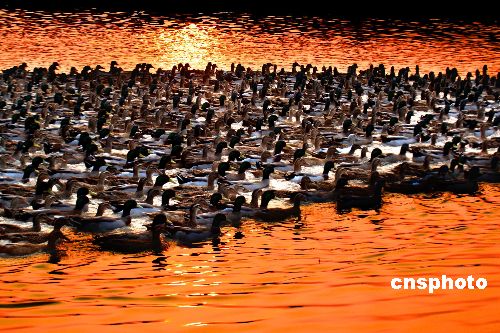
[0,60,499,256]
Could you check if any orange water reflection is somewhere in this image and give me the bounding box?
[0,10,499,74]
[0,184,499,332]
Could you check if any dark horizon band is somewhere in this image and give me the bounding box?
[0,0,498,20]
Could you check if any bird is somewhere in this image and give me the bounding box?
[68,199,138,232]
[251,193,306,222]
[167,213,226,244]
[336,180,385,212]
[92,213,170,253]
[0,219,70,256]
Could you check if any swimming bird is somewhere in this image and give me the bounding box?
[336,179,385,212]
[251,193,306,222]
[167,213,226,244]
[93,213,169,253]
[68,199,138,232]
[0,219,70,256]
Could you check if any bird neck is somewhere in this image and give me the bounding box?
[293,197,303,209]
[233,202,243,213]
[210,223,221,235]
[33,220,42,232]
[96,204,108,217]
[122,208,132,218]
[262,170,272,180]
[162,196,171,207]
[152,229,163,250]
[189,207,199,227]
[145,192,157,205]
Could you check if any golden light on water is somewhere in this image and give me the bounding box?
[0,8,499,333]
[0,9,498,73]
[142,22,220,70]
[0,185,499,332]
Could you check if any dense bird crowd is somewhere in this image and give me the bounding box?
[0,60,498,255]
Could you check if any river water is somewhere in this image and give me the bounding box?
[1,184,499,332]
[0,9,499,333]
[0,9,499,74]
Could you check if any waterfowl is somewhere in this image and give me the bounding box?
[336,179,385,212]
[285,160,335,183]
[167,213,226,244]
[21,156,45,183]
[251,193,306,222]
[93,213,169,253]
[68,199,138,232]
[197,195,247,226]
[0,59,498,254]
[161,189,184,210]
[0,195,30,210]
[176,171,219,190]
[0,219,69,256]
[219,161,252,181]
[378,143,411,164]
[0,213,48,233]
[431,166,480,194]
[300,175,336,192]
[231,165,274,191]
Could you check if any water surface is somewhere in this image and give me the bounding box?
[1,184,499,332]
[1,9,500,333]
[0,10,499,73]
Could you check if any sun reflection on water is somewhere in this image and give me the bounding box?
[0,9,498,73]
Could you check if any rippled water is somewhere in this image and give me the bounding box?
[1,8,500,332]
[0,9,499,74]
[1,184,499,332]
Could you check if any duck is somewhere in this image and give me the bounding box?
[197,195,247,226]
[20,156,45,183]
[251,193,306,222]
[230,165,274,191]
[0,219,70,256]
[285,160,335,183]
[68,199,138,232]
[166,213,226,244]
[299,175,336,192]
[431,166,480,194]
[477,156,500,183]
[218,161,252,181]
[176,172,219,190]
[336,179,385,212]
[92,213,169,253]
[376,143,411,164]
[0,213,49,234]
[0,195,30,210]
[343,133,373,146]
[160,189,191,211]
